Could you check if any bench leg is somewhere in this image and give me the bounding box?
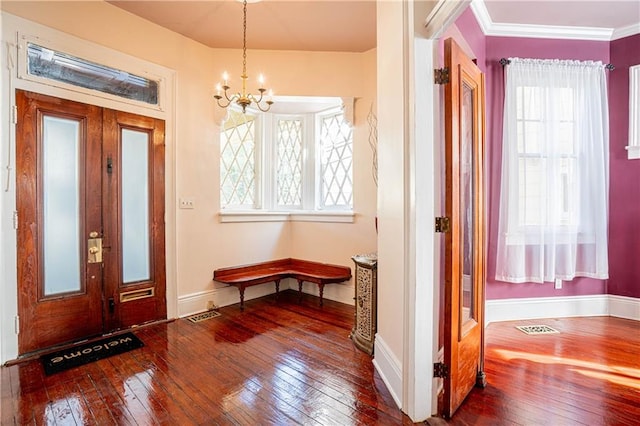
[239,285,246,311]
[319,283,325,306]
[275,279,281,301]
[297,279,304,303]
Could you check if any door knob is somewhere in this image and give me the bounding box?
[88,236,103,263]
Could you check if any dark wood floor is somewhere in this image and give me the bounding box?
[2,291,639,425]
[445,315,640,426]
[1,290,408,425]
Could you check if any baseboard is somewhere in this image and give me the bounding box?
[608,295,640,321]
[178,280,355,317]
[372,334,403,410]
[485,295,609,324]
[177,283,279,317]
[289,279,355,306]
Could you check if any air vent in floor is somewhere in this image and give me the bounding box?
[515,325,559,335]
[186,310,221,323]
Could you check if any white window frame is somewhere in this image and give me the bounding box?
[627,65,640,159]
[219,102,354,223]
[316,106,354,211]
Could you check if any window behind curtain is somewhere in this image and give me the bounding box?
[496,58,609,283]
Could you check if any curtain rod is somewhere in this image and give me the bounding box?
[499,58,615,70]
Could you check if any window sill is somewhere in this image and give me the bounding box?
[218,210,355,223]
[626,145,640,159]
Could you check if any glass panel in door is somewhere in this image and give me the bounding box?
[121,128,151,283]
[460,81,475,327]
[42,115,82,296]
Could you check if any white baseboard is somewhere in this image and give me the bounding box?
[372,334,403,410]
[608,295,640,321]
[485,295,609,324]
[292,280,355,306]
[178,279,355,317]
[486,295,640,324]
[177,283,279,317]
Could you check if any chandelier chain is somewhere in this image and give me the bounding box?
[213,0,273,113]
[242,0,247,76]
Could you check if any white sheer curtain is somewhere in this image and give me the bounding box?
[495,58,609,283]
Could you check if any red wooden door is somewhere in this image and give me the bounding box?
[442,38,487,418]
[16,90,166,355]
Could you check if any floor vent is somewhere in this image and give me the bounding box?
[186,310,221,323]
[515,325,559,335]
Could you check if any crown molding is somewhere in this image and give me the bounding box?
[470,0,639,41]
[612,23,640,40]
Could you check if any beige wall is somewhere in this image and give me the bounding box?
[0,0,377,319]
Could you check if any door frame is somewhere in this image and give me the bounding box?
[0,18,177,363]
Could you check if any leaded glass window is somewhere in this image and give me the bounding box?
[220,110,256,207]
[320,112,353,208]
[276,119,303,207]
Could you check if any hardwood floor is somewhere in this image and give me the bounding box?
[2,291,639,425]
[1,290,408,425]
[444,316,640,426]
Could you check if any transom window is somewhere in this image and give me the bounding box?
[26,43,159,106]
[219,99,353,217]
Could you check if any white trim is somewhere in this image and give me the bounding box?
[179,279,355,317]
[372,334,403,410]
[627,65,640,159]
[626,146,640,159]
[422,0,471,39]
[484,295,640,325]
[470,0,637,41]
[218,210,354,223]
[177,284,280,317]
[608,295,640,321]
[612,23,640,41]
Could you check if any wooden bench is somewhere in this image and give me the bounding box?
[213,258,352,311]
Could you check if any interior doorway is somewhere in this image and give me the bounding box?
[16,90,167,355]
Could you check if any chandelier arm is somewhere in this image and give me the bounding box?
[214,0,273,114]
[215,97,232,109]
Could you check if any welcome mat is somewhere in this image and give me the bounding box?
[41,332,144,375]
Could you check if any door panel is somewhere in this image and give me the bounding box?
[17,91,104,354]
[442,38,486,418]
[16,90,166,355]
[102,109,166,330]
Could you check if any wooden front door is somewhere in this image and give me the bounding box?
[16,90,166,355]
[441,38,486,418]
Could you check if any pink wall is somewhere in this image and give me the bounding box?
[454,9,617,299]
[608,34,640,298]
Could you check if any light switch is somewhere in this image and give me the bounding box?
[179,198,195,209]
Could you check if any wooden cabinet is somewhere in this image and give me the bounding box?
[350,253,377,355]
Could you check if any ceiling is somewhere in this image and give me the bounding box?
[107,0,640,52]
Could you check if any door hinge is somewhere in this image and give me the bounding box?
[11,105,18,124]
[434,68,450,85]
[12,211,18,230]
[435,216,450,233]
[14,315,20,334]
[434,362,449,378]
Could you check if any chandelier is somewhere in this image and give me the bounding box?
[214,0,273,113]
